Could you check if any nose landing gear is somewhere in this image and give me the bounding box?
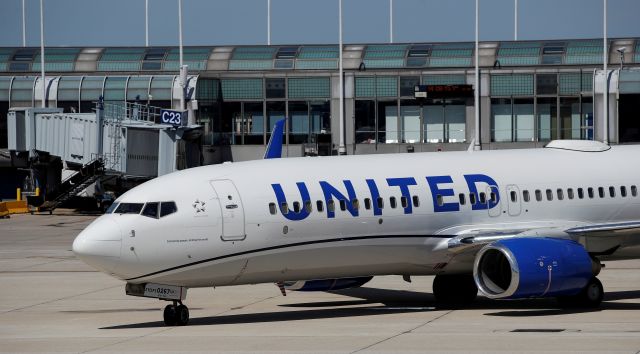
[163,301,189,326]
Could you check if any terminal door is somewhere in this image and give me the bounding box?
[210,179,246,241]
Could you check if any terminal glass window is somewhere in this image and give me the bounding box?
[491,98,512,142]
[355,100,377,143]
[380,101,397,143]
[560,97,581,139]
[537,97,558,141]
[266,78,285,99]
[400,100,420,143]
[266,101,286,142]
[244,102,265,144]
[514,99,535,141]
[289,101,309,144]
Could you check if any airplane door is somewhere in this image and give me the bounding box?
[210,179,246,241]
[487,185,501,217]
[506,184,521,216]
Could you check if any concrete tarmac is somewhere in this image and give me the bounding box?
[1,212,639,353]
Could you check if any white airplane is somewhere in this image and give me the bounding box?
[73,120,640,326]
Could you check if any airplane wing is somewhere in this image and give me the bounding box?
[445,220,640,256]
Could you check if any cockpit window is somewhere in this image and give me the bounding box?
[160,201,178,217]
[114,203,144,214]
[142,202,159,218]
[105,202,119,214]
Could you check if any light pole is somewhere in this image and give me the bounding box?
[22,0,26,47]
[267,0,271,45]
[338,0,345,155]
[474,0,480,150]
[178,0,185,112]
[389,0,393,43]
[145,0,149,46]
[40,0,46,108]
[603,0,608,145]
[514,0,518,40]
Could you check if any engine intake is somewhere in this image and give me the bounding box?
[473,238,594,299]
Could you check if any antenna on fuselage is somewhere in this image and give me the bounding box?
[264,118,286,159]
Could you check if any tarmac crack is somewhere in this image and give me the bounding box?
[350,309,453,354]
[0,284,121,315]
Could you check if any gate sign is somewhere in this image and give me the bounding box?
[160,109,187,126]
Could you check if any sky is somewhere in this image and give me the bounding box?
[0,0,638,47]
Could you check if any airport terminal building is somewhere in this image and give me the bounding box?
[1,38,640,165]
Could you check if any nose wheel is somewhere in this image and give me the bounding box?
[163,301,189,326]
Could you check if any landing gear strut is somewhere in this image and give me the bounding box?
[432,274,478,305]
[557,277,604,308]
[163,301,189,326]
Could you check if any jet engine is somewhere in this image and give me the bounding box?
[283,276,373,291]
[473,238,595,299]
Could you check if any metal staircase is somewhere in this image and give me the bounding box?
[38,158,105,213]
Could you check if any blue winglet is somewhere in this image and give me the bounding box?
[264,118,285,159]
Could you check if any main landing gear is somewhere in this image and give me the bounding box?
[432,274,478,305]
[556,277,604,308]
[163,301,189,326]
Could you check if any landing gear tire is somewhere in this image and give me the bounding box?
[557,277,603,308]
[433,274,478,305]
[163,304,177,326]
[163,303,190,326]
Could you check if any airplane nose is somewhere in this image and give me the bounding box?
[73,217,122,269]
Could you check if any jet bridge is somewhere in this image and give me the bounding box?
[6,102,202,210]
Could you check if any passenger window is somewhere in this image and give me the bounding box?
[304,201,312,213]
[557,189,564,201]
[567,188,574,200]
[609,186,615,198]
[412,195,420,207]
[115,202,145,214]
[479,192,486,204]
[588,187,594,198]
[160,201,178,217]
[327,200,335,212]
[523,190,530,202]
[281,202,289,213]
[316,200,324,212]
[364,198,371,210]
[293,201,301,213]
[510,191,517,203]
[268,202,277,215]
[598,187,605,198]
[401,196,408,208]
[490,192,497,203]
[469,193,477,205]
[142,202,159,218]
[621,186,627,197]
[546,189,553,201]
[377,197,384,209]
[339,199,346,211]
[535,190,542,201]
[577,188,584,199]
[436,195,443,207]
[390,197,397,209]
[459,193,466,205]
[352,199,360,210]
[632,185,638,197]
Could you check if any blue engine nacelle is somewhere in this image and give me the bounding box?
[473,238,594,299]
[283,276,373,291]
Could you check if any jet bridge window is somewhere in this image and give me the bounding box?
[412,196,420,207]
[609,187,616,198]
[557,189,564,201]
[535,190,542,201]
[160,202,178,217]
[115,203,144,214]
[567,188,574,200]
[577,188,584,199]
[632,185,638,197]
[142,202,159,218]
[621,186,627,197]
[522,190,530,202]
[269,202,277,215]
[598,187,605,198]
